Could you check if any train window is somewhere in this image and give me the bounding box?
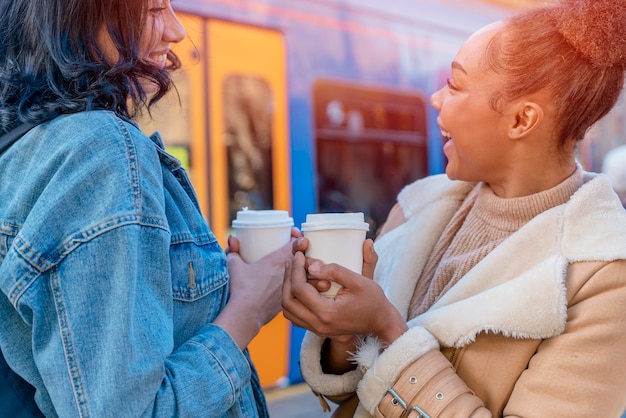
[313,80,428,238]
[223,75,274,222]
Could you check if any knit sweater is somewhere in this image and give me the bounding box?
[409,168,584,317]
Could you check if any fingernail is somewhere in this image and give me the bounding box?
[308,261,322,274]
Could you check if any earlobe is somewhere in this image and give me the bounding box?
[509,102,543,139]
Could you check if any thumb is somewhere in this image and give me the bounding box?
[362,239,378,279]
[226,235,240,254]
[307,260,360,288]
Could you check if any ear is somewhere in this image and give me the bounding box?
[509,102,543,139]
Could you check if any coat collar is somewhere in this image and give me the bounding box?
[374,172,626,347]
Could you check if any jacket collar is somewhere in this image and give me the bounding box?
[374,172,626,347]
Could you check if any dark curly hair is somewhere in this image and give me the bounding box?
[0,0,182,132]
[483,0,626,148]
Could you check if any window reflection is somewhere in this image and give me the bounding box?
[314,81,428,238]
[223,75,274,221]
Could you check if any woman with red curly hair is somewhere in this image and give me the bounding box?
[283,0,626,416]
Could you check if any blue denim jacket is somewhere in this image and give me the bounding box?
[0,111,268,417]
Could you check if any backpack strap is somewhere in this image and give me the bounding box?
[0,122,39,156]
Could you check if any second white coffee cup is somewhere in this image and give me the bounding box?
[232,209,294,263]
[301,212,369,297]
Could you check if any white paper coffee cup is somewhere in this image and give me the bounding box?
[232,209,294,263]
[301,212,369,297]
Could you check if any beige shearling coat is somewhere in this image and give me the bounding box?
[300,172,626,417]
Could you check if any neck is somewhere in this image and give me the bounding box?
[488,159,578,198]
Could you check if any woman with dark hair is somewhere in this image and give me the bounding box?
[0,0,295,416]
[283,0,626,416]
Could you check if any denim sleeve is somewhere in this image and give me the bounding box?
[25,224,252,417]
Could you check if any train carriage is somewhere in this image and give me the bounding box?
[138,0,626,388]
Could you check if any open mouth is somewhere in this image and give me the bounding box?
[147,51,169,68]
[441,129,452,142]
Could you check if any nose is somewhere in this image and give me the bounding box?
[430,86,443,112]
[165,7,186,44]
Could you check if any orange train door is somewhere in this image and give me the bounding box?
[140,15,292,388]
[206,20,291,388]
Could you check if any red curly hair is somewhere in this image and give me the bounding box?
[483,0,626,148]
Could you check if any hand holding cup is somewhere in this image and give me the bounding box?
[300,212,369,297]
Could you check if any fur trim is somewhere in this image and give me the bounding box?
[355,327,439,414]
[299,331,364,396]
[411,253,570,348]
[374,177,473,320]
[347,336,384,370]
[561,173,626,261]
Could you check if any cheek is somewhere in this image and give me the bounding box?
[449,101,498,138]
[138,22,162,56]
[441,101,474,135]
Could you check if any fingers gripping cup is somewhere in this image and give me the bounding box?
[301,213,370,297]
[232,209,294,263]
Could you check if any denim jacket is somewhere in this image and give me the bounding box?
[0,111,268,417]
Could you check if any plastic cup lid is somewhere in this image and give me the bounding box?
[301,212,369,232]
[231,208,294,228]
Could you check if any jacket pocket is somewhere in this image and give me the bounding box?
[170,234,228,303]
[169,232,229,347]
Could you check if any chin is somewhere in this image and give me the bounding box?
[142,83,159,95]
[138,76,160,95]
[444,165,459,181]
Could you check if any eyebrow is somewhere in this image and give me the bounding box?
[452,61,467,74]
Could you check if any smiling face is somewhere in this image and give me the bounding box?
[430,22,519,185]
[97,0,186,91]
[139,0,185,70]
